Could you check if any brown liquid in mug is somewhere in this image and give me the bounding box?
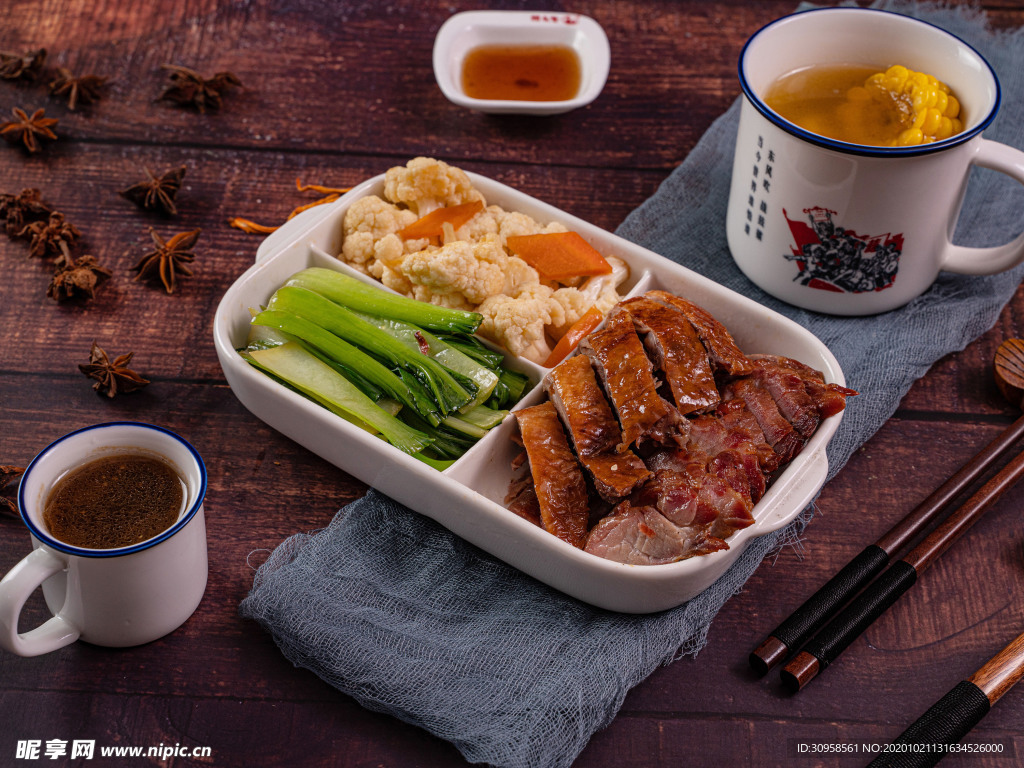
[43,453,184,549]
[461,44,581,101]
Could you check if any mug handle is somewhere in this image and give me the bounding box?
[0,548,80,657]
[942,139,1024,275]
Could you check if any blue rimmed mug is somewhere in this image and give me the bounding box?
[0,422,208,656]
[726,8,1024,315]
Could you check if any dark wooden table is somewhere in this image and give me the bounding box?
[2,1,1023,766]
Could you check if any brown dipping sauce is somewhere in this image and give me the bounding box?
[461,44,581,102]
[43,452,184,549]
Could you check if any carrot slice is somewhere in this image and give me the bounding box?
[397,200,484,240]
[506,231,612,282]
[543,306,604,368]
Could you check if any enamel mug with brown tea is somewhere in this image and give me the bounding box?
[0,422,208,655]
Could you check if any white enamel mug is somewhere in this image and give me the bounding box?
[0,422,208,656]
[726,8,1024,315]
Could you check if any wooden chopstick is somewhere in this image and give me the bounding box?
[865,631,1024,768]
[780,444,1024,692]
[750,412,1024,675]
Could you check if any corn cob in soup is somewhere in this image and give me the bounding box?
[764,63,964,147]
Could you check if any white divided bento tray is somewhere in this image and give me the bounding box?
[212,171,846,613]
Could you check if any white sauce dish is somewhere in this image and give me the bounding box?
[432,11,611,115]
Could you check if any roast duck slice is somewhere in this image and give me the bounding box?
[507,291,855,565]
[509,401,590,549]
[544,355,651,503]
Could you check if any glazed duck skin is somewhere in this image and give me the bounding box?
[579,311,671,452]
[545,355,652,502]
[751,354,858,419]
[512,401,590,548]
[646,290,755,376]
[616,296,719,415]
[751,358,821,439]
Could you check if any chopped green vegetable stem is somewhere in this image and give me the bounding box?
[286,267,483,334]
[245,342,432,455]
[266,286,476,416]
[250,308,435,421]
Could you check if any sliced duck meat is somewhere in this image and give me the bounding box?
[545,355,620,455]
[502,290,856,566]
[513,402,590,548]
[579,311,671,452]
[722,377,804,463]
[646,290,755,376]
[638,447,756,537]
[716,398,782,474]
[698,473,756,540]
[684,414,768,503]
[545,355,652,502]
[709,449,766,505]
[578,452,653,505]
[751,354,857,419]
[584,501,728,565]
[751,358,821,439]
[636,397,690,453]
[616,296,719,414]
[632,455,704,526]
[504,472,541,526]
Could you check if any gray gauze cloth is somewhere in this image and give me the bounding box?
[240,3,1024,767]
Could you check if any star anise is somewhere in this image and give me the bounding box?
[158,64,241,113]
[0,48,46,81]
[18,211,81,265]
[0,187,54,238]
[79,342,150,398]
[48,255,111,301]
[1,465,25,518]
[120,165,187,216]
[132,227,200,293]
[48,68,108,110]
[0,107,58,154]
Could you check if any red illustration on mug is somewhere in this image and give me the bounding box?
[783,206,903,293]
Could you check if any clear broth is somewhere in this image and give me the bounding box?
[764,64,911,146]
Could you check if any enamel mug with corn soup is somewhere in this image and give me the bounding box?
[726,8,1024,315]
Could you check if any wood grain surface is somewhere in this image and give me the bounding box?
[2,1,1024,766]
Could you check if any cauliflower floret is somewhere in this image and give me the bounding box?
[376,263,414,296]
[492,209,569,246]
[544,256,631,338]
[410,286,476,311]
[548,286,592,338]
[400,237,506,306]
[342,195,416,243]
[502,255,540,297]
[455,204,502,243]
[340,196,422,271]
[383,157,484,217]
[477,293,554,364]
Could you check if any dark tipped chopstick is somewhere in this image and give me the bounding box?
[780,445,1024,692]
[750,412,1024,676]
[865,630,1024,768]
